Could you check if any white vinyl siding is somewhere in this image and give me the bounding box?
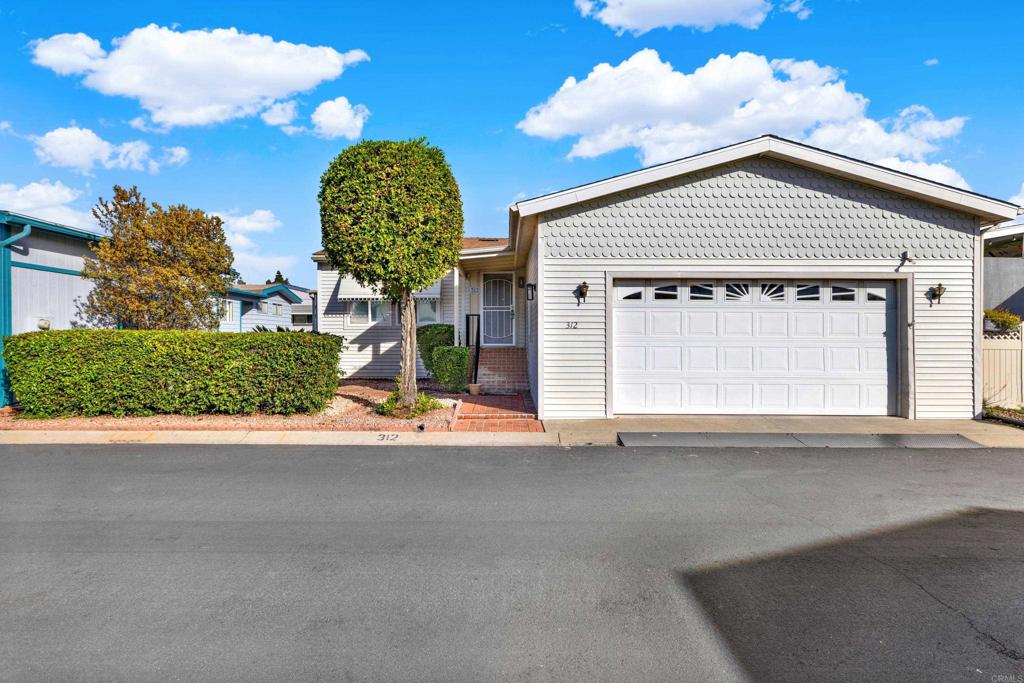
[316,266,457,378]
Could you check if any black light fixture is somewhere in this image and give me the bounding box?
[576,281,590,306]
[526,283,536,301]
[932,283,946,304]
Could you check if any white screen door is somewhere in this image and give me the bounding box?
[482,273,514,345]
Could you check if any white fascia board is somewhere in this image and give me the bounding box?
[512,136,1019,224]
[982,220,1024,241]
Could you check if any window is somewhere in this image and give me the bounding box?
[220,299,235,322]
[416,299,439,323]
[292,314,313,326]
[350,300,390,324]
[689,283,714,301]
[272,303,282,316]
[724,282,751,302]
[258,301,269,314]
[866,286,887,302]
[796,284,820,301]
[831,284,856,302]
[760,283,785,303]
[652,282,679,300]
[616,281,644,301]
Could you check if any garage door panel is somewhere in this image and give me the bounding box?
[614,278,897,416]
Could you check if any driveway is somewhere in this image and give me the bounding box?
[2,445,1023,682]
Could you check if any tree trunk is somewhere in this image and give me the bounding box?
[399,288,418,406]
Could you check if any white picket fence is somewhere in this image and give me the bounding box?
[983,329,1024,407]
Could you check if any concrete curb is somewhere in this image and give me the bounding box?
[0,430,561,447]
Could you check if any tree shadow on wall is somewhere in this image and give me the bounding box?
[678,508,1024,683]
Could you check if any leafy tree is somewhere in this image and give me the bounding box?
[228,268,245,285]
[80,185,235,330]
[319,138,463,406]
[265,270,290,285]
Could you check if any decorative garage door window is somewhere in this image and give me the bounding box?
[613,279,897,416]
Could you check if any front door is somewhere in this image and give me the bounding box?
[482,273,514,346]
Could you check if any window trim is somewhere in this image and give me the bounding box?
[416,298,440,324]
[724,281,752,303]
[829,282,858,304]
[650,280,680,302]
[688,281,716,302]
[615,280,646,302]
[795,282,822,303]
[759,282,787,304]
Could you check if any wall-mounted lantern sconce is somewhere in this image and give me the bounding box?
[37,318,51,331]
[575,281,590,307]
[928,283,946,307]
[517,277,525,289]
[526,283,536,301]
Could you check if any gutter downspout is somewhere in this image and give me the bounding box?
[1,223,33,407]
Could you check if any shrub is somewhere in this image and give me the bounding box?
[985,308,1022,332]
[416,323,454,377]
[432,345,468,393]
[375,391,444,418]
[3,329,345,418]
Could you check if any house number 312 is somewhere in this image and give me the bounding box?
[565,322,578,329]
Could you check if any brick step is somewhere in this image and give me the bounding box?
[459,411,537,420]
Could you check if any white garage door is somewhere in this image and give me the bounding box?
[613,279,898,415]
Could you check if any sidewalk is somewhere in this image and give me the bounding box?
[0,429,559,446]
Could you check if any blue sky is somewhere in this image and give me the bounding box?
[2,0,1022,287]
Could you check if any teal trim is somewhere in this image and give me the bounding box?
[11,261,82,277]
[1,223,34,407]
[260,284,303,304]
[227,287,266,301]
[0,211,102,242]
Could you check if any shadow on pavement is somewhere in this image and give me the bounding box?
[679,508,1024,683]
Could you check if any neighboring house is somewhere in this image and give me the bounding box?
[316,135,1020,420]
[219,284,301,332]
[1,211,102,406]
[982,218,1024,316]
[285,284,317,331]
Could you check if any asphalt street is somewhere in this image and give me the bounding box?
[2,444,1024,682]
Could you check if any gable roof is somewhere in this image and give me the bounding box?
[511,135,1021,227]
[1,210,104,242]
[228,283,302,303]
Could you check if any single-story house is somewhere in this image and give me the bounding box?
[981,218,1024,316]
[316,135,1021,419]
[286,285,318,331]
[1,211,102,405]
[219,283,302,332]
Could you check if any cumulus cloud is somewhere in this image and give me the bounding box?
[518,49,970,187]
[214,209,295,280]
[260,100,298,127]
[781,0,812,19]
[574,0,773,34]
[0,179,94,226]
[1011,183,1024,206]
[31,126,189,174]
[311,96,370,139]
[31,25,368,129]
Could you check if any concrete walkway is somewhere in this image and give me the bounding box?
[547,415,1024,448]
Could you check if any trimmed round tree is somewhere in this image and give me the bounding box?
[319,139,464,406]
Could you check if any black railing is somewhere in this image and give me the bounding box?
[465,313,482,384]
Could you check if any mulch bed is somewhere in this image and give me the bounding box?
[0,379,464,432]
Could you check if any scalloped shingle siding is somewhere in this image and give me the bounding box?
[543,158,975,260]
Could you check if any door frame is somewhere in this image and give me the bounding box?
[604,269,915,419]
[480,271,516,347]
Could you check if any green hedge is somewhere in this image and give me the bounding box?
[431,345,468,393]
[3,330,344,418]
[416,323,453,377]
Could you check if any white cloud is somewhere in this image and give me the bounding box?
[31,126,188,174]
[31,25,369,129]
[518,49,970,187]
[214,209,294,281]
[575,0,773,34]
[924,58,939,67]
[781,0,812,19]
[0,179,94,226]
[260,100,298,127]
[1011,183,1024,206]
[311,96,370,139]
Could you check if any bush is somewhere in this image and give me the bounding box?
[985,308,1022,332]
[3,329,345,418]
[432,345,468,393]
[416,323,453,377]
[375,390,444,418]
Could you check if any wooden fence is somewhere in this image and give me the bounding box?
[983,329,1024,407]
